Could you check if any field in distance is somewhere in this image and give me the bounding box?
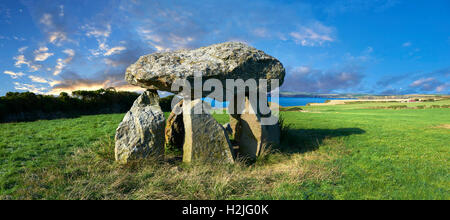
[0,99,449,199]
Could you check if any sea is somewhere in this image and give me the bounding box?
[206,97,355,108]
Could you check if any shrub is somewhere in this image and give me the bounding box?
[388,105,407,109]
[0,88,139,123]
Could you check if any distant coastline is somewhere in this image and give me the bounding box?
[279,92,450,99]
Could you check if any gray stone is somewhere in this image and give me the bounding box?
[115,90,165,164]
[182,99,235,163]
[230,97,280,160]
[125,42,285,99]
[165,100,184,150]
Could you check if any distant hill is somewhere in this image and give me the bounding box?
[279,92,450,99]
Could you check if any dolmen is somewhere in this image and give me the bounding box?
[115,42,285,164]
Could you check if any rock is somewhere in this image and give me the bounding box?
[165,100,184,150]
[182,99,235,163]
[230,97,280,160]
[115,90,165,164]
[125,42,285,99]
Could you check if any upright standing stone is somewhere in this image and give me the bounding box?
[230,97,280,160]
[183,99,235,163]
[165,100,185,150]
[115,90,165,164]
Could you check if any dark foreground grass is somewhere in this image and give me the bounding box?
[0,100,449,199]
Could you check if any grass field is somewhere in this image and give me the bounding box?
[0,99,449,200]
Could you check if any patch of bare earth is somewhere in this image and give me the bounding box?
[434,124,450,129]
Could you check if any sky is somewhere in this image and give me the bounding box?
[0,0,449,96]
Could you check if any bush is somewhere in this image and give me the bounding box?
[416,105,425,109]
[388,105,408,109]
[0,88,139,123]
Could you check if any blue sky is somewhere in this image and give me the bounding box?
[0,0,449,96]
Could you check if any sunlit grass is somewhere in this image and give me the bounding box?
[0,99,449,199]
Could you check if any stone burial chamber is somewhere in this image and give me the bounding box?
[115,42,286,164]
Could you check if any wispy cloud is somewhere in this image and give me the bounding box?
[52,48,75,76]
[14,54,31,67]
[282,65,365,93]
[14,82,47,94]
[402,41,411,47]
[4,70,25,79]
[28,75,61,86]
[104,46,126,56]
[376,67,450,94]
[34,47,54,61]
[290,22,335,46]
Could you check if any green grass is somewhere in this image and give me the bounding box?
[0,99,449,200]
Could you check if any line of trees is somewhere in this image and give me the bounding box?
[0,88,140,123]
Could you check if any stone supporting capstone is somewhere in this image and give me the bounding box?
[229,96,280,160]
[182,99,235,163]
[115,90,165,164]
[165,100,185,150]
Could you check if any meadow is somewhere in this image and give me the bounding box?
[0,99,449,200]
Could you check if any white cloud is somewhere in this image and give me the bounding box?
[14,55,30,67]
[104,46,126,56]
[49,31,68,45]
[14,82,47,94]
[410,77,434,87]
[29,75,61,86]
[84,24,111,38]
[294,66,311,74]
[53,58,65,76]
[34,47,54,61]
[290,22,335,46]
[63,48,75,57]
[402,42,412,47]
[4,70,25,79]
[34,53,54,61]
[436,83,449,93]
[52,48,75,76]
[29,64,42,72]
[103,58,120,67]
[40,13,53,27]
[53,49,75,76]
[18,46,28,53]
[137,28,194,51]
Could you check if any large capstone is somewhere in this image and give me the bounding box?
[115,90,165,164]
[125,42,285,99]
[182,99,235,164]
